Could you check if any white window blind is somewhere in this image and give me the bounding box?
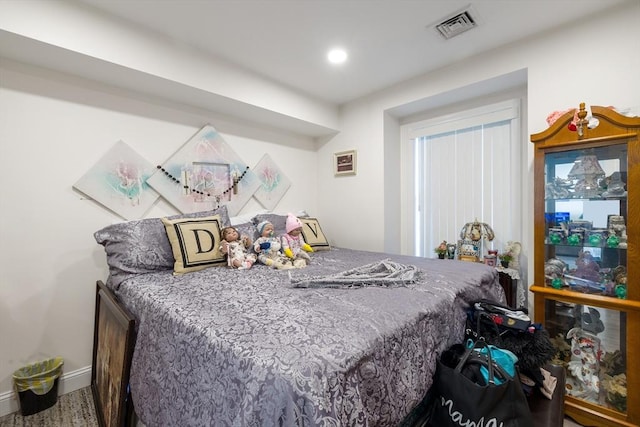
[402,100,521,257]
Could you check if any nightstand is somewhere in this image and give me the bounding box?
[496,266,523,308]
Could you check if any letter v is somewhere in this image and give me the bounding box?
[305,222,319,238]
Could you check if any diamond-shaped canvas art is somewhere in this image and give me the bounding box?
[253,153,291,211]
[146,125,260,215]
[73,141,159,220]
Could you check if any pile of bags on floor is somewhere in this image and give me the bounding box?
[428,300,557,427]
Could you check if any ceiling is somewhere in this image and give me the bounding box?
[76,0,629,106]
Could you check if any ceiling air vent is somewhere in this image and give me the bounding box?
[435,10,477,40]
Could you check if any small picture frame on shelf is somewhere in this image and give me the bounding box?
[334,150,357,176]
[457,239,479,262]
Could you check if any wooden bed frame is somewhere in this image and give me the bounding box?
[91,280,137,427]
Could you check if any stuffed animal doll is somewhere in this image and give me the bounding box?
[253,221,293,270]
[220,226,256,269]
[504,241,522,270]
[280,213,313,268]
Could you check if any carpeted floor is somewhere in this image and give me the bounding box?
[0,387,97,427]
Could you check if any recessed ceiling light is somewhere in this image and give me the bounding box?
[327,48,348,64]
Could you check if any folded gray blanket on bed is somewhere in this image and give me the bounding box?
[290,259,419,288]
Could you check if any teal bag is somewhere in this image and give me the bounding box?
[471,341,518,384]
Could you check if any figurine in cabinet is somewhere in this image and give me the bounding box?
[545,177,573,199]
[586,229,607,247]
[565,328,602,402]
[568,151,606,199]
[602,171,627,198]
[566,307,605,403]
[548,229,565,244]
[573,251,601,283]
[545,258,567,277]
[607,215,627,249]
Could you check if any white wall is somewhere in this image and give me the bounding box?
[0,0,338,134]
[317,1,640,268]
[0,59,319,412]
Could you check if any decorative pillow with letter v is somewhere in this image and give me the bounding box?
[162,215,226,274]
[299,217,331,251]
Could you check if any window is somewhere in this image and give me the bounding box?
[400,100,522,258]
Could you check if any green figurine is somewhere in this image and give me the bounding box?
[615,284,627,299]
[567,234,581,246]
[551,277,564,289]
[607,235,620,248]
[549,233,562,244]
[588,234,602,246]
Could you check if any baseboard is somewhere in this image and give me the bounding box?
[0,365,92,418]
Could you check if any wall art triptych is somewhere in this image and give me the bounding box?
[73,125,291,219]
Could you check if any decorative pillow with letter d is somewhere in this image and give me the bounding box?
[299,217,331,251]
[162,215,226,274]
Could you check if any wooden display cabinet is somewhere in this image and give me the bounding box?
[530,103,640,426]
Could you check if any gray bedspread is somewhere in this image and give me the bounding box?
[110,248,503,427]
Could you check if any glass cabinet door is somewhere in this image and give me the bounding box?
[544,299,627,414]
[543,144,628,299]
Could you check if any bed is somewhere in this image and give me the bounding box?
[93,208,504,426]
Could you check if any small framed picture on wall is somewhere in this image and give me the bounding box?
[334,150,357,176]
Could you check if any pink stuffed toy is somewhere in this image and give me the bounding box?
[280,213,313,268]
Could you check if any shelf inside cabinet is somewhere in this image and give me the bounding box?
[546,196,627,202]
[544,243,627,251]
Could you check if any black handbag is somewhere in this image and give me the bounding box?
[430,340,533,427]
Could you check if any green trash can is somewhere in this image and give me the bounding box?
[12,357,64,416]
